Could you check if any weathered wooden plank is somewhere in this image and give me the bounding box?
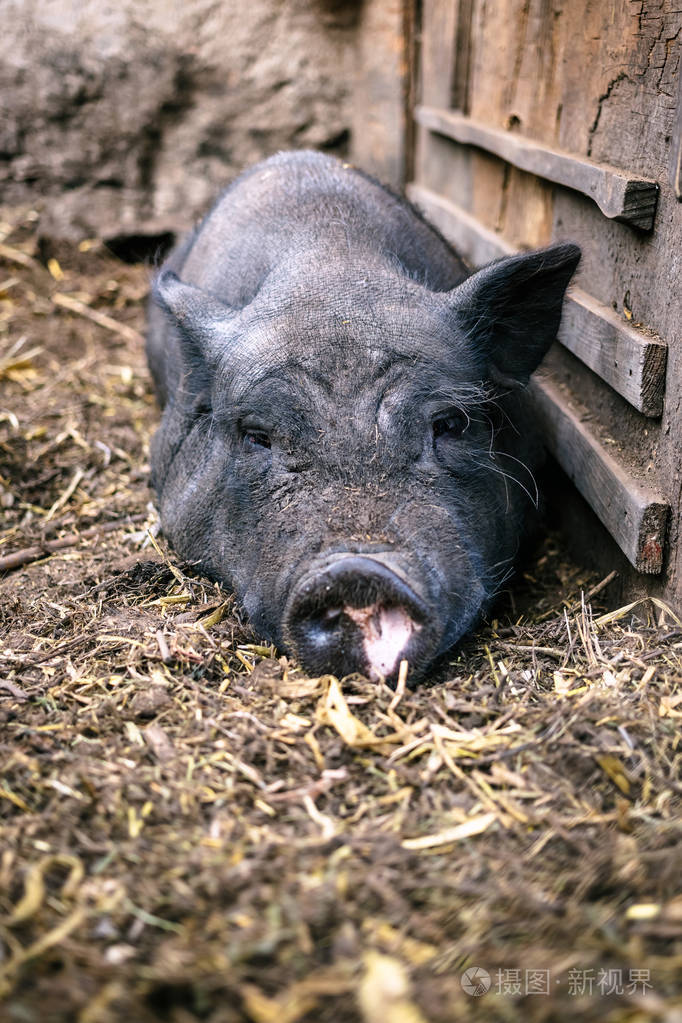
[416,1,461,194]
[419,0,459,108]
[451,0,474,113]
[557,291,666,417]
[529,376,668,574]
[406,182,514,264]
[669,64,682,200]
[350,0,407,188]
[414,105,659,230]
[406,184,667,416]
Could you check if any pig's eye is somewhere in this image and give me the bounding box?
[241,425,272,450]
[432,410,468,443]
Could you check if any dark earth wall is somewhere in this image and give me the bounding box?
[1,0,371,241]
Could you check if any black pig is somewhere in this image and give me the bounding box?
[147,150,579,684]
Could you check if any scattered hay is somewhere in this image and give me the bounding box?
[0,210,681,1022]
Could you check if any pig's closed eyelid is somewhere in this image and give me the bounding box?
[235,414,273,437]
[238,411,269,426]
[227,399,311,436]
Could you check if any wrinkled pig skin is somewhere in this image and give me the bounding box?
[146,150,580,685]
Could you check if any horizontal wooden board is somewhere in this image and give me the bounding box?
[557,290,666,417]
[406,184,667,416]
[529,376,668,573]
[415,105,659,230]
[407,181,515,263]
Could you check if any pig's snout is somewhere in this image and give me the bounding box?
[284,554,433,684]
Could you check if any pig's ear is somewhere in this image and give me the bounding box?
[152,270,237,362]
[449,242,580,387]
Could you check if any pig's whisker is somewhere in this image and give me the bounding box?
[473,456,537,508]
[493,451,539,507]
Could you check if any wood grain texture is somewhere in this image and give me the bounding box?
[406,184,667,416]
[350,0,407,187]
[529,376,668,574]
[406,181,514,264]
[451,0,474,113]
[557,291,666,417]
[419,0,459,108]
[415,1,462,202]
[670,66,682,200]
[415,105,660,230]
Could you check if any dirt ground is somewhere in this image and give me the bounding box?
[1,209,681,1023]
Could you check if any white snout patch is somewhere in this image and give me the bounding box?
[344,605,421,681]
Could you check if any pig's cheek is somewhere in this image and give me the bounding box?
[409,534,490,651]
[386,497,492,632]
[213,463,290,587]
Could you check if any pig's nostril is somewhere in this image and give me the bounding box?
[284,554,432,683]
[298,610,349,663]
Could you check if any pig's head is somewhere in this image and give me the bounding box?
[151,242,579,684]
